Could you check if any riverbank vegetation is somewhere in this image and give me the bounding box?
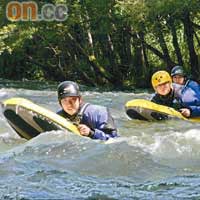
[0,0,199,89]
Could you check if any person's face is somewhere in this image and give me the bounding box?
[155,82,171,96]
[60,96,80,115]
[172,75,185,85]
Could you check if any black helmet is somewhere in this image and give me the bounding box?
[57,81,80,100]
[171,66,185,77]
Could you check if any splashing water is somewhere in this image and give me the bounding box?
[0,85,200,199]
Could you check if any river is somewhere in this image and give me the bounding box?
[0,82,200,199]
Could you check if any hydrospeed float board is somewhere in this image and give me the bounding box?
[1,97,80,140]
[125,99,200,122]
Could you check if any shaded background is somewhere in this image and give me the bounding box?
[0,0,199,89]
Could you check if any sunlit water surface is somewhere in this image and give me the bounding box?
[0,83,200,199]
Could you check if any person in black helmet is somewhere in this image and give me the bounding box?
[57,81,118,140]
[170,66,200,117]
[171,66,187,85]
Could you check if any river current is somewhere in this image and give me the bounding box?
[0,83,200,199]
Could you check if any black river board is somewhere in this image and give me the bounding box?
[1,98,80,140]
[125,99,200,122]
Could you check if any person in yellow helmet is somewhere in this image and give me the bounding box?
[151,70,191,118]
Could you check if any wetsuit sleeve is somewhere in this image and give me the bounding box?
[56,109,63,116]
[150,94,158,103]
[188,105,200,117]
[178,80,200,117]
[150,94,169,120]
[89,108,118,141]
[150,93,163,104]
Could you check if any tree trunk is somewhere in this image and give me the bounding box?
[167,18,183,66]
[129,31,176,69]
[154,20,175,70]
[106,33,123,86]
[182,11,200,79]
[67,33,113,83]
[138,32,151,87]
[131,32,147,87]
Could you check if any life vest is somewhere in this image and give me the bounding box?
[57,103,90,125]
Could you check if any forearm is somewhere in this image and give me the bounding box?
[90,129,118,141]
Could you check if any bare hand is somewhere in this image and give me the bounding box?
[179,108,191,118]
[78,124,91,136]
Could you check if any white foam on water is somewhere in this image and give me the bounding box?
[0,89,8,99]
[182,129,200,140]
[126,128,200,158]
[124,128,200,171]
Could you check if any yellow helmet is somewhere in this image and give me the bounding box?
[151,71,172,89]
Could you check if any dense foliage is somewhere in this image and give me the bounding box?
[0,0,199,89]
